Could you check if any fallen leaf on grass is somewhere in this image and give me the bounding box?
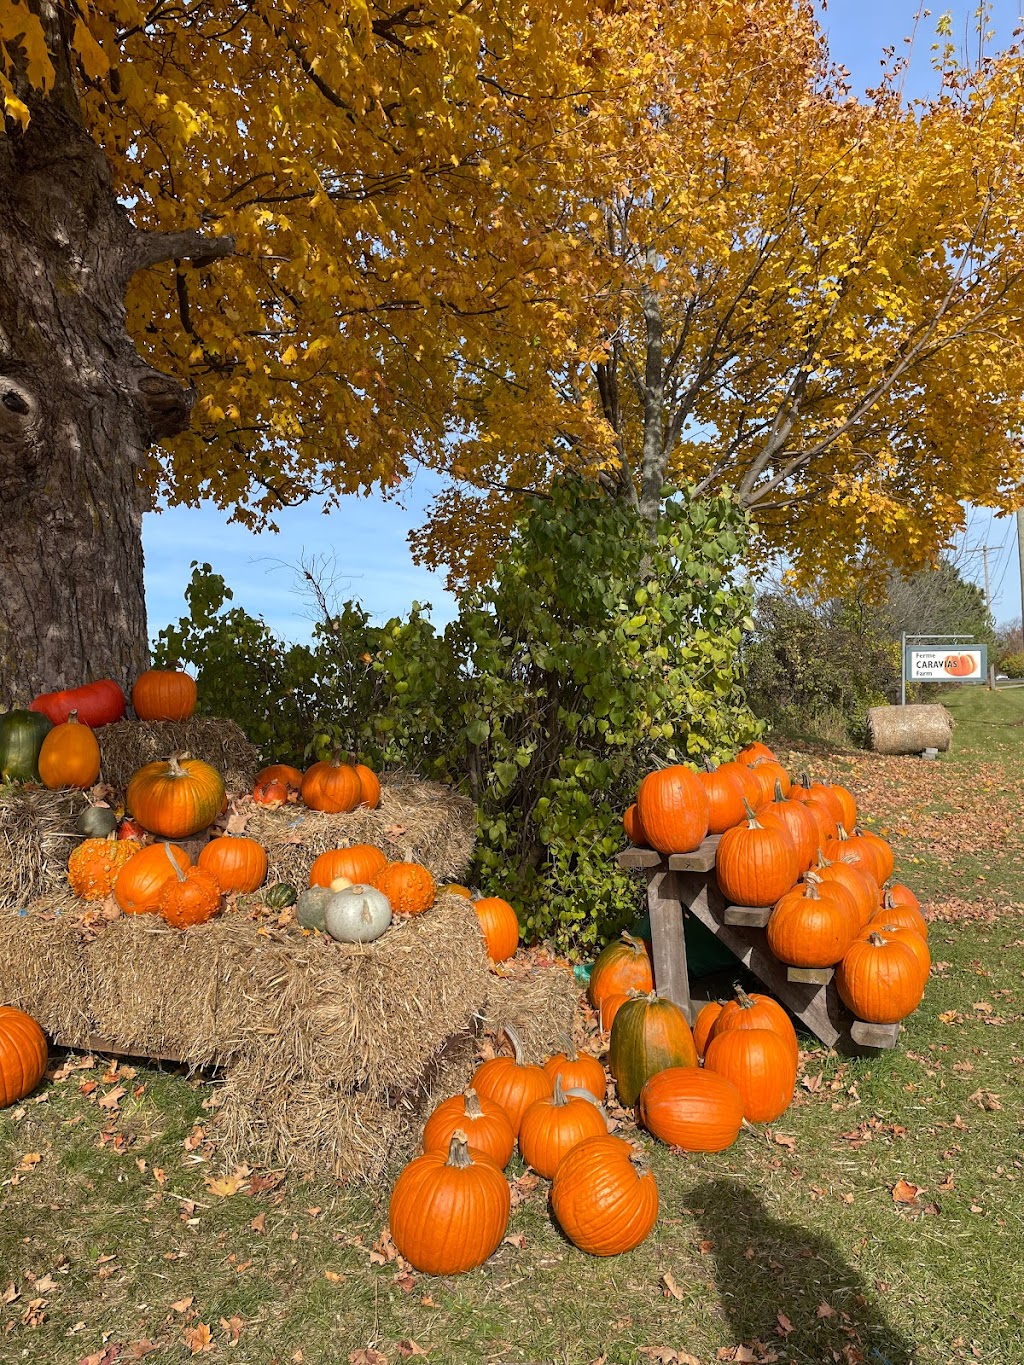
[16,1152,41,1170]
[775,1312,794,1337]
[324,1270,344,1283]
[891,1179,922,1205]
[170,1295,194,1313]
[30,1273,57,1293]
[219,1315,244,1345]
[772,1133,797,1150]
[967,1089,1003,1111]
[501,1232,527,1250]
[98,1085,126,1110]
[204,1165,251,1197]
[660,1270,685,1300]
[397,1342,428,1357]
[348,1350,388,1365]
[816,1301,835,1318]
[183,1323,214,1354]
[250,1212,266,1234]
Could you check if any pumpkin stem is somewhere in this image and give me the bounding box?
[498,1023,525,1065]
[867,931,888,947]
[445,1130,475,1169]
[814,848,831,868]
[165,752,189,778]
[163,841,186,883]
[620,930,646,956]
[556,1033,578,1061]
[836,824,850,840]
[67,709,81,725]
[773,779,785,802]
[702,755,717,773]
[565,1087,608,1122]
[741,796,761,826]
[462,1088,485,1120]
[882,887,895,910]
[733,984,754,1010]
[799,772,812,789]
[551,1074,568,1106]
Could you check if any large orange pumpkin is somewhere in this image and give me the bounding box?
[550,1135,658,1256]
[707,985,799,1068]
[421,1089,515,1168]
[470,1025,553,1135]
[518,1075,608,1178]
[586,932,653,1011]
[863,923,931,989]
[703,1026,796,1123]
[131,669,197,722]
[0,1006,48,1108]
[698,761,747,835]
[472,896,520,962]
[715,803,799,908]
[766,881,854,969]
[308,844,388,888]
[756,781,819,871]
[835,932,924,1023]
[38,711,101,789]
[639,1066,744,1152]
[355,763,381,809]
[635,765,709,855]
[127,753,225,838]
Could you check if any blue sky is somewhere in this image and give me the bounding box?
[143,1,1024,643]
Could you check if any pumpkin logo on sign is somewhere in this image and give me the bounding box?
[943,653,976,677]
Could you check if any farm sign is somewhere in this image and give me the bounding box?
[905,647,987,682]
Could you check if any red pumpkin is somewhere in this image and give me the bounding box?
[715,801,799,908]
[639,1066,745,1152]
[30,679,126,728]
[704,1026,796,1123]
[550,1135,658,1256]
[635,765,710,855]
[252,778,290,809]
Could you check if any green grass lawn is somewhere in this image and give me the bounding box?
[2,689,1023,1364]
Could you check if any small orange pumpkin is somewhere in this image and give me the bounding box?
[38,711,101,789]
[68,836,142,901]
[157,861,222,929]
[472,896,519,962]
[470,1024,553,1135]
[422,1089,516,1168]
[131,669,197,722]
[114,842,191,914]
[373,861,435,915]
[518,1075,608,1178]
[300,756,361,813]
[309,844,388,888]
[198,835,268,894]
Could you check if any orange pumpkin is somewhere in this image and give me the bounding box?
[127,753,225,838]
[736,742,776,765]
[639,1066,745,1152]
[698,762,747,835]
[373,861,436,914]
[543,1039,606,1101]
[746,758,791,804]
[131,669,197,722]
[300,756,361,813]
[68,836,142,901]
[707,985,799,1068]
[157,863,222,929]
[518,1075,608,1178]
[254,763,304,792]
[835,932,924,1023]
[635,765,710,855]
[38,711,101,789]
[308,844,388,888]
[623,802,650,846]
[704,1026,796,1123]
[864,923,931,989]
[421,1089,515,1168]
[756,781,819,871]
[0,1006,48,1108]
[472,896,520,962]
[692,1000,724,1060]
[767,881,854,969]
[587,932,653,1010]
[866,901,929,941]
[114,842,191,914]
[252,778,290,809]
[880,883,921,914]
[198,835,268,894]
[715,802,799,908]
[470,1025,553,1134]
[355,763,381,809]
[599,991,631,1033]
[550,1135,658,1256]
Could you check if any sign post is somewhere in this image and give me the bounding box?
[900,635,986,705]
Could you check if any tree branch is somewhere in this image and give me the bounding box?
[129,229,235,275]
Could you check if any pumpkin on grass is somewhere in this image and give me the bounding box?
[68,836,142,901]
[703,1027,796,1123]
[373,861,435,915]
[708,985,799,1068]
[470,1024,553,1134]
[131,668,197,722]
[639,1066,745,1152]
[114,842,191,914]
[473,896,519,962]
[198,835,268,894]
[0,1006,48,1108]
[422,1089,515,1168]
[389,1131,510,1275]
[127,753,225,838]
[608,993,697,1107]
[518,1075,608,1178]
[38,711,101,789]
[587,932,653,1011]
[550,1134,658,1256]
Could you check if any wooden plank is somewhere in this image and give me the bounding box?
[850,1020,901,1050]
[723,905,771,927]
[616,848,667,869]
[787,966,834,985]
[50,1034,192,1066]
[645,868,692,1022]
[676,872,852,1049]
[668,835,720,873]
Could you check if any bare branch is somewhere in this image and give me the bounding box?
[129,229,235,275]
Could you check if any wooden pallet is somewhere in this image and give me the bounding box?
[617,843,900,1052]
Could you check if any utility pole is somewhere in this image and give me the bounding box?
[1017,508,1024,634]
[982,545,993,613]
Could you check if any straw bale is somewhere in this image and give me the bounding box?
[99,717,260,794]
[247,774,476,884]
[0,900,94,1044]
[0,787,86,907]
[482,967,581,1063]
[866,704,954,756]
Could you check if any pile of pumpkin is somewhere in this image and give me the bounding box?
[624,742,930,1026]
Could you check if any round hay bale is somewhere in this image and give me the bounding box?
[99,717,260,794]
[866,704,954,755]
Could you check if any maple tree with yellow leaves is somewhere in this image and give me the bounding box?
[2,0,1024,699]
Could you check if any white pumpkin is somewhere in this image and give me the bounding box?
[324,883,392,944]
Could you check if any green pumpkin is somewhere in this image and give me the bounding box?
[0,709,53,783]
[76,805,118,838]
[608,993,698,1107]
[295,885,331,930]
[264,882,298,910]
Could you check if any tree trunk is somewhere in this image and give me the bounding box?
[0,11,230,708]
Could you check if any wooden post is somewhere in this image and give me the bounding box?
[645,867,692,1021]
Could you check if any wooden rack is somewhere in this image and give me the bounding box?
[617,840,899,1052]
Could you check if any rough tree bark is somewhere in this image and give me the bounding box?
[0,5,232,708]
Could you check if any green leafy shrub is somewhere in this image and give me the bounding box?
[998,651,1024,679]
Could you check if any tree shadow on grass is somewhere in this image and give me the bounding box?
[688,1179,917,1364]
